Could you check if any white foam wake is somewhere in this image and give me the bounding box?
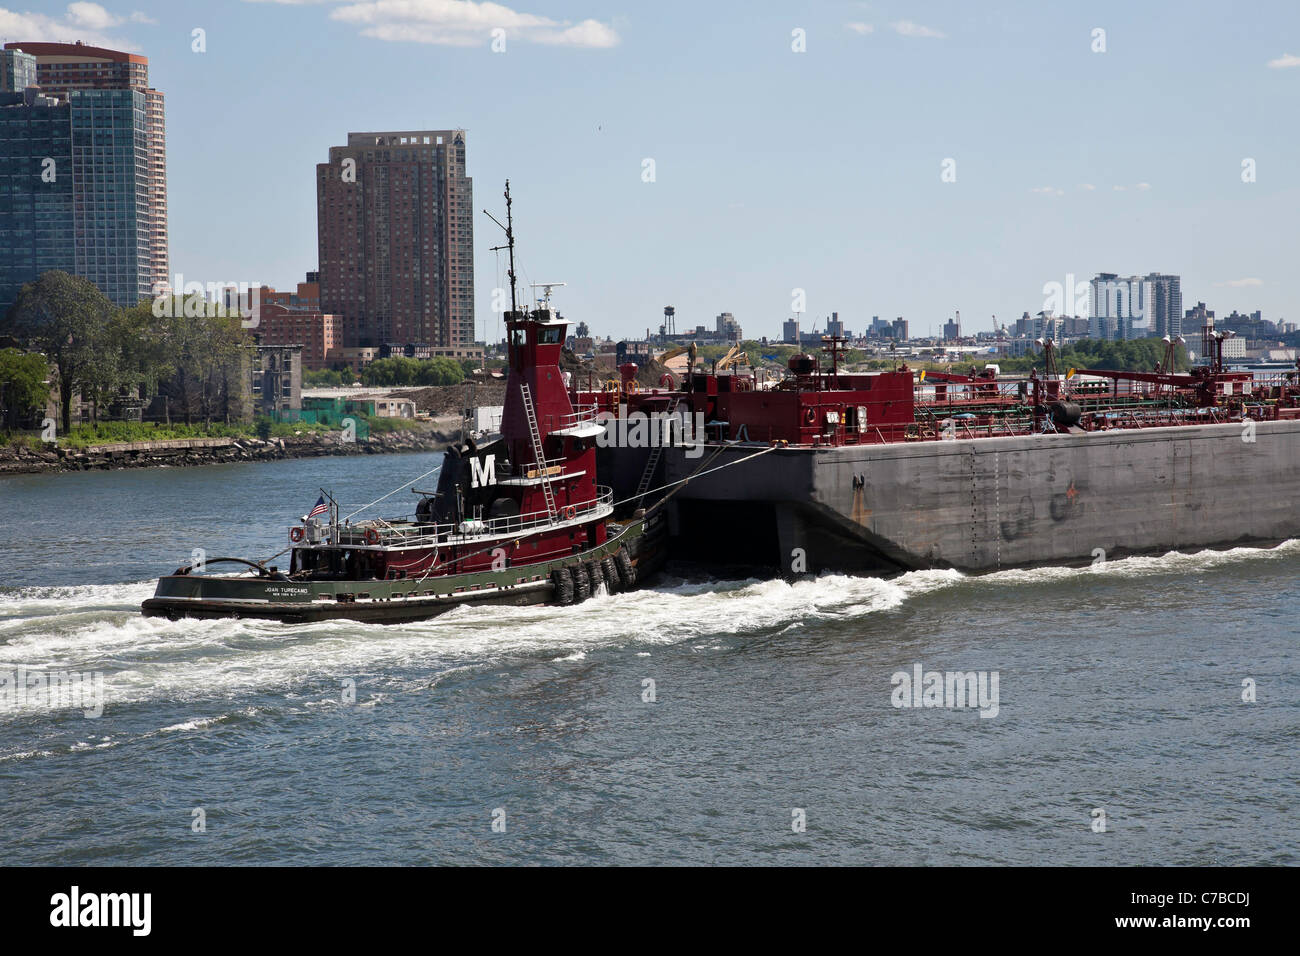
[0,539,1293,715]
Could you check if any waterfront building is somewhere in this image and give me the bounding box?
[0,86,155,311]
[317,129,474,350]
[4,41,168,296]
[251,344,303,418]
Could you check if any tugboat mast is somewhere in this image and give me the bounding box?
[484,180,518,313]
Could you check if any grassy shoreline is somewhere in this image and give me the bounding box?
[3,414,420,452]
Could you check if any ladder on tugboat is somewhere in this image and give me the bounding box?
[519,381,557,518]
[633,396,681,506]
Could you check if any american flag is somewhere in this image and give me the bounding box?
[307,496,329,519]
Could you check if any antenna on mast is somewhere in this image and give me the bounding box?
[484,180,517,313]
[530,282,566,307]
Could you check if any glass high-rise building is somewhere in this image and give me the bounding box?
[0,90,75,312]
[0,49,36,92]
[0,41,167,310]
[317,130,474,349]
[0,87,151,313]
[1089,272,1181,340]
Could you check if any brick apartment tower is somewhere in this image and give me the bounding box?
[316,130,473,349]
[5,41,168,295]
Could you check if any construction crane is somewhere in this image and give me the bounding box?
[653,342,701,389]
[715,344,749,371]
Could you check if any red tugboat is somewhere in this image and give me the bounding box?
[142,184,666,623]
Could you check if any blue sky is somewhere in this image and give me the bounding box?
[5,0,1299,340]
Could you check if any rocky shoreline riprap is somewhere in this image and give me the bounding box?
[0,427,458,476]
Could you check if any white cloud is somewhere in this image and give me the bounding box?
[1267,53,1300,68]
[0,3,142,48]
[532,18,618,48]
[1219,277,1264,288]
[325,0,619,48]
[1030,186,1064,197]
[66,1,117,29]
[1135,182,1151,190]
[1078,183,1096,191]
[891,20,945,39]
[1112,185,1126,191]
[846,22,873,35]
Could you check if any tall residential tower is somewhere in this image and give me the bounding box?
[0,41,168,310]
[316,130,474,349]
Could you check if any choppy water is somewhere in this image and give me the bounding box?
[1,454,1296,865]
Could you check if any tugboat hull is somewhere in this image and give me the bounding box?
[142,515,666,625]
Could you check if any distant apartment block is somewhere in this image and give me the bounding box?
[716,311,742,341]
[1089,272,1181,340]
[259,309,343,372]
[317,129,474,350]
[782,318,800,344]
[1184,301,1214,338]
[892,317,908,340]
[1218,309,1278,341]
[251,344,303,417]
[1089,273,1141,340]
[1147,273,1182,339]
[0,41,168,310]
[0,48,36,91]
[329,347,380,371]
[379,342,483,362]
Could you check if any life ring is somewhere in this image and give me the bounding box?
[563,504,577,521]
[364,528,380,545]
[289,526,305,542]
[804,408,816,425]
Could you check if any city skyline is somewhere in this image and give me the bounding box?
[1,1,1297,339]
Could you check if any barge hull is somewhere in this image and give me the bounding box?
[662,420,1300,573]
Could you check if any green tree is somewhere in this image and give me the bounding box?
[1,271,115,434]
[0,347,51,429]
[107,301,175,415]
[155,297,251,424]
[304,368,346,387]
[360,356,464,387]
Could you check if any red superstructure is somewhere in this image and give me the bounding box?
[577,335,1300,451]
[303,302,612,584]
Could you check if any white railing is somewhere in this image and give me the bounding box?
[321,486,615,549]
[546,404,600,431]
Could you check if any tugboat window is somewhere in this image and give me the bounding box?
[538,328,563,345]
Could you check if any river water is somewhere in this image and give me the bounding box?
[0,453,1296,865]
